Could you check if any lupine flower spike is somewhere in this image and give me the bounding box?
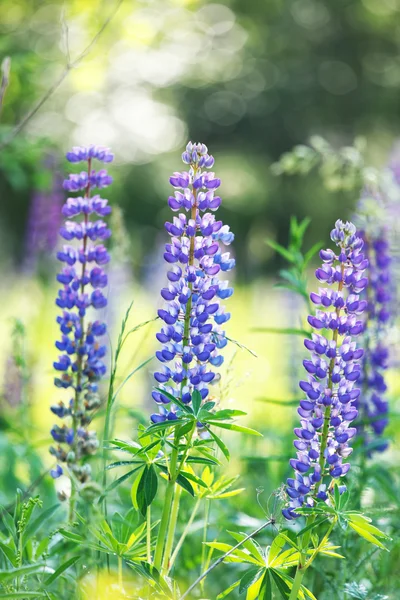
[50,145,113,494]
[151,142,235,422]
[355,195,391,453]
[283,220,368,520]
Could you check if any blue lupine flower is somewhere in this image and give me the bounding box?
[151,142,235,422]
[283,220,368,520]
[50,146,113,482]
[355,194,391,454]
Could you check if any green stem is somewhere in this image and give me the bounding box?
[170,497,201,569]
[200,498,211,590]
[69,478,76,523]
[153,434,179,570]
[289,566,305,600]
[146,505,152,563]
[118,555,124,592]
[305,519,336,569]
[162,485,182,574]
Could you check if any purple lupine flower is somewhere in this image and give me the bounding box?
[23,156,63,273]
[283,220,368,520]
[355,196,391,454]
[151,142,235,423]
[50,146,113,483]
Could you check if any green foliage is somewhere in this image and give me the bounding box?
[266,216,322,306]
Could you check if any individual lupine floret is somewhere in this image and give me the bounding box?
[151,142,235,422]
[283,220,368,520]
[50,146,113,490]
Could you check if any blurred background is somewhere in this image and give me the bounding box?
[0,0,399,520]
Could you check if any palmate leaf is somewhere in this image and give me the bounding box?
[227,531,264,563]
[205,543,262,566]
[347,518,391,551]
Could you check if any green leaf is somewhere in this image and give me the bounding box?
[98,466,143,503]
[156,465,195,496]
[260,571,272,600]
[180,470,208,489]
[0,540,17,566]
[207,421,262,437]
[175,474,195,496]
[177,421,195,437]
[0,594,47,598]
[154,387,193,414]
[186,456,220,466]
[217,579,241,599]
[348,522,389,551]
[191,389,202,416]
[207,427,230,461]
[271,569,291,599]
[44,556,80,585]
[268,534,286,565]
[106,460,143,470]
[297,517,328,538]
[142,421,181,437]
[239,568,263,593]
[227,531,264,563]
[0,563,49,583]
[137,465,158,516]
[266,239,295,263]
[0,507,15,539]
[209,409,247,420]
[304,241,323,265]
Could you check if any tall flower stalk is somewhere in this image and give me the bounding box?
[152,142,234,572]
[50,145,113,521]
[355,194,391,454]
[283,220,368,599]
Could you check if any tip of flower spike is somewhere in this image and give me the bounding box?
[330,220,359,247]
[66,145,114,164]
[181,141,214,168]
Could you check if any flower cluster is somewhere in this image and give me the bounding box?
[50,146,113,483]
[283,220,368,520]
[151,142,235,422]
[357,228,391,453]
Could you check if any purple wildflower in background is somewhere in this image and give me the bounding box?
[50,145,113,484]
[151,142,235,423]
[283,220,368,520]
[24,156,63,273]
[355,193,391,454]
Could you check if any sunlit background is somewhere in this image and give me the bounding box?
[0,0,399,526]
